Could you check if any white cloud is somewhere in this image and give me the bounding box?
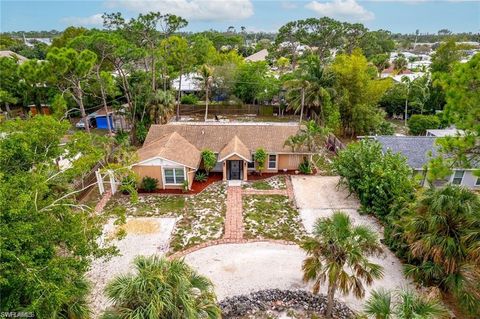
[106,0,254,21]
[61,13,104,26]
[305,0,375,22]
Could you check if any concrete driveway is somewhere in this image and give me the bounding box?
[290,175,411,302]
[291,176,383,235]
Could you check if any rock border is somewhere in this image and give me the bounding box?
[219,289,356,319]
[168,239,297,259]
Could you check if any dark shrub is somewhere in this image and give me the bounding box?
[141,176,158,191]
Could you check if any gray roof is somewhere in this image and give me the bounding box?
[375,136,438,169]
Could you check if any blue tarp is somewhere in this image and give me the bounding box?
[96,115,114,130]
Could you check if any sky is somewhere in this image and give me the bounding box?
[0,0,479,34]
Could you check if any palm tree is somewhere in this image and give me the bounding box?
[284,134,306,152]
[284,55,336,125]
[363,288,449,319]
[102,255,220,319]
[402,185,480,315]
[299,120,330,152]
[196,65,213,122]
[284,79,310,123]
[302,211,384,318]
[149,90,175,124]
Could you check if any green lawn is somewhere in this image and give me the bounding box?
[243,195,306,242]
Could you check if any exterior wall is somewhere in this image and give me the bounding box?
[187,168,195,190]
[453,170,479,189]
[277,154,306,170]
[414,168,479,190]
[132,165,164,189]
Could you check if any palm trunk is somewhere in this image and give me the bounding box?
[325,281,338,318]
[204,84,209,122]
[300,87,305,124]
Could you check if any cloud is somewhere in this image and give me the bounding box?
[106,0,254,21]
[305,0,375,22]
[61,13,104,26]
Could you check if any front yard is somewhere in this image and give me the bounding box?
[103,182,227,253]
[243,194,306,242]
[242,175,287,190]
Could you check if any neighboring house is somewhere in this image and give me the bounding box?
[426,128,464,137]
[132,123,312,190]
[0,50,28,64]
[380,65,413,79]
[375,136,479,189]
[245,49,268,62]
[172,73,201,93]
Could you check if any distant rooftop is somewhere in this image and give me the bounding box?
[426,128,465,137]
[375,136,438,169]
[245,49,268,62]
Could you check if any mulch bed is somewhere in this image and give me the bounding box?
[138,173,223,195]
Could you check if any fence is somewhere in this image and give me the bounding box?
[179,104,276,116]
[326,133,346,154]
[72,145,117,201]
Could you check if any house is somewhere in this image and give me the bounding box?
[172,73,201,94]
[426,128,464,137]
[380,65,413,79]
[28,104,50,115]
[245,49,268,62]
[0,50,28,64]
[132,122,312,190]
[375,136,479,189]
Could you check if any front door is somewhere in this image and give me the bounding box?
[228,160,242,180]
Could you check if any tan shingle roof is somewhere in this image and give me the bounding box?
[137,132,201,168]
[218,135,251,161]
[143,123,306,154]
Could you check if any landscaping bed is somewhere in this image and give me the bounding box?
[243,195,305,242]
[103,182,227,253]
[242,175,287,190]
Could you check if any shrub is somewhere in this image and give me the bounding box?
[373,121,395,135]
[332,140,415,220]
[182,180,189,193]
[254,148,267,173]
[407,114,441,135]
[201,149,217,173]
[298,159,313,174]
[120,174,137,195]
[181,94,198,105]
[140,176,158,191]
[194,171,207,182]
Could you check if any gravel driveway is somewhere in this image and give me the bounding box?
[184,241,409,312]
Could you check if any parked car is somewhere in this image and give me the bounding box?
[75,112,97,129]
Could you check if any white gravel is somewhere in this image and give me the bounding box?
[87,217,176,318]
[184,242,410,312]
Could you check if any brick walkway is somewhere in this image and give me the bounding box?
[224,186,244,239]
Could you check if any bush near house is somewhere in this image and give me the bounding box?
[140,176,158,191]
[254,148,267,173]
[298,158,313,174]
[407,114,441,135]
[201,149,216,174]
